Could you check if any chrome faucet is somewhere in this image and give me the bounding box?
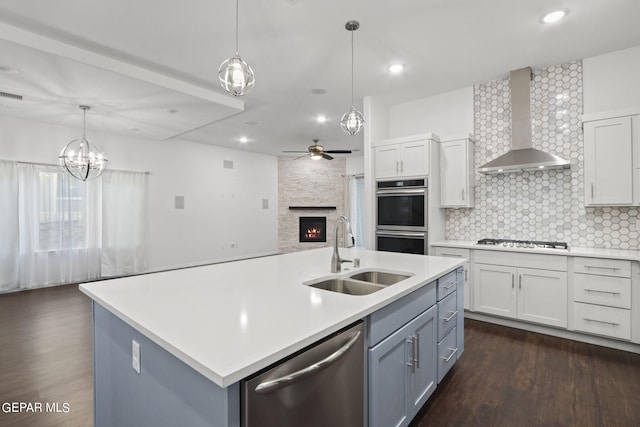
[331,215,355,273]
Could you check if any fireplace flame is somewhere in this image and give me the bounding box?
[305,227,322,239]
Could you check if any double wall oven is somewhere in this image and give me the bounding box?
[376,178,428,255]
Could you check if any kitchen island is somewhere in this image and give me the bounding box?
[80,247,464,427]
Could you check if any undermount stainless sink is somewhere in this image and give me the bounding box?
[306,269,413,296]
[348,270,412,286]
[308,278,385,295]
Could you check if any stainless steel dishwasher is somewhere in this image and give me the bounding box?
[242,321,365,427]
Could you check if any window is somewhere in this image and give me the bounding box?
[37,171,95,251]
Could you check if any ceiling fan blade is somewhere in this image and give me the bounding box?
[321,153,334,160]
[324,149,352,154]
[294,153,311,160]
[282,150,309,153]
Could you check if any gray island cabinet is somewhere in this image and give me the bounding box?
[81,248,464,427]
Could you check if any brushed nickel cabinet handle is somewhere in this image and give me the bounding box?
[584,318,620,327]
[512,274,515,289]
[461,189,465,201]
[591,182,594,199]
[519,275,522,289]
[443,347,458,362]
[414,333,420,369]
[407,337,415,372]
[584,289,621,295]
[443,310,458,322]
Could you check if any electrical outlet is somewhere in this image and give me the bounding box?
[132,340,141,374]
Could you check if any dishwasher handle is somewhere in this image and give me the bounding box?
[254,330,361,394]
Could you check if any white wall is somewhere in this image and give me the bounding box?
[583,45,640,114]
[0,116,279,271]
[346,156,364,175]
[388,86,474,139]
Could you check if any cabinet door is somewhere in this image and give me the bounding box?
[440,140,467,207]
[407,306,437,418]
[517,268,567,328]
[400,141,429,177]
[584,117,633,205]
[369,319,412,427]
[375,146,400,179]
[474,264,517,319]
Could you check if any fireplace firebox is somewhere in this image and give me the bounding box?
[299,217,327,242]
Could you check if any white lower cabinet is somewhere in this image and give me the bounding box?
[474,263,568,328]
[571,257,633,341]
[369,306,436,427]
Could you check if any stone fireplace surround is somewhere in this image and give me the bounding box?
[278,157,346,253]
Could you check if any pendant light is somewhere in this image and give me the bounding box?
[340,20,364,136]
[218,0,255,96]
[59,105,108,181]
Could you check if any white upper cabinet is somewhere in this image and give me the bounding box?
[373,135,435,179]
[439,136,474,208]
[583,113,640,206]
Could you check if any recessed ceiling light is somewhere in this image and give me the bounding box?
[541,9,567,24]
[311,88,327,95]
[239,136,248,143]
[167,109,179,114]
[388,63,404,74]
[316,115,327,123]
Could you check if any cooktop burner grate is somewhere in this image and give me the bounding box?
[476,238,568,250]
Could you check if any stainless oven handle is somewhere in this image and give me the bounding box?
[376,231,426,238]
[376,188,425,195]
[254,330,361,394]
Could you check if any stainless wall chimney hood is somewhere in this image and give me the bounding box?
[477,67,571,174]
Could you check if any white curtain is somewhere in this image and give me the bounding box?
[17,163,102,290]
[347,174,366,248]
[0,161,19,291]
[101,170,148,277]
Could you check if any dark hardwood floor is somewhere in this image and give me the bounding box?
[1,285,639,427]
[411,320,640,427]
[0,285,93,427]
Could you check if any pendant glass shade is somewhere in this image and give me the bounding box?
[218,53,255,96]
[219,0,254,96]
[341,20,364,136]
[59,105,108,181]
[340,106,365,136]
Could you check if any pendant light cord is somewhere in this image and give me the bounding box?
[350,29,354,106]
[235,0,240,54]
[82,107,87,138]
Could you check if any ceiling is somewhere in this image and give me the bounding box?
[1,0,640,157]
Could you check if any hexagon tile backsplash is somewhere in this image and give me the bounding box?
[445,61,640,250]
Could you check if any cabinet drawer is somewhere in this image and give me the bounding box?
[368,282,436,347]
[437,291,458,341]
[434,247,470,260]
[573,257,631,278]
[573,273,631,309]
[475,250,567,271]
[437,270,457,301]
[437,327,458,383]
[572,302,631,340]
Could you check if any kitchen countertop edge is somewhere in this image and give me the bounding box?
[431,240,640,262]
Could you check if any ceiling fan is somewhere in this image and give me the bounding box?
[283,139,352,160]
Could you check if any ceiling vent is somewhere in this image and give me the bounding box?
[0,91,23,101]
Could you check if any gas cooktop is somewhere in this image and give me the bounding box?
[476,238,569,250]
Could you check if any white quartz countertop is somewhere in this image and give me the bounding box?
[431,240,640,261]
[80,247,463,388]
